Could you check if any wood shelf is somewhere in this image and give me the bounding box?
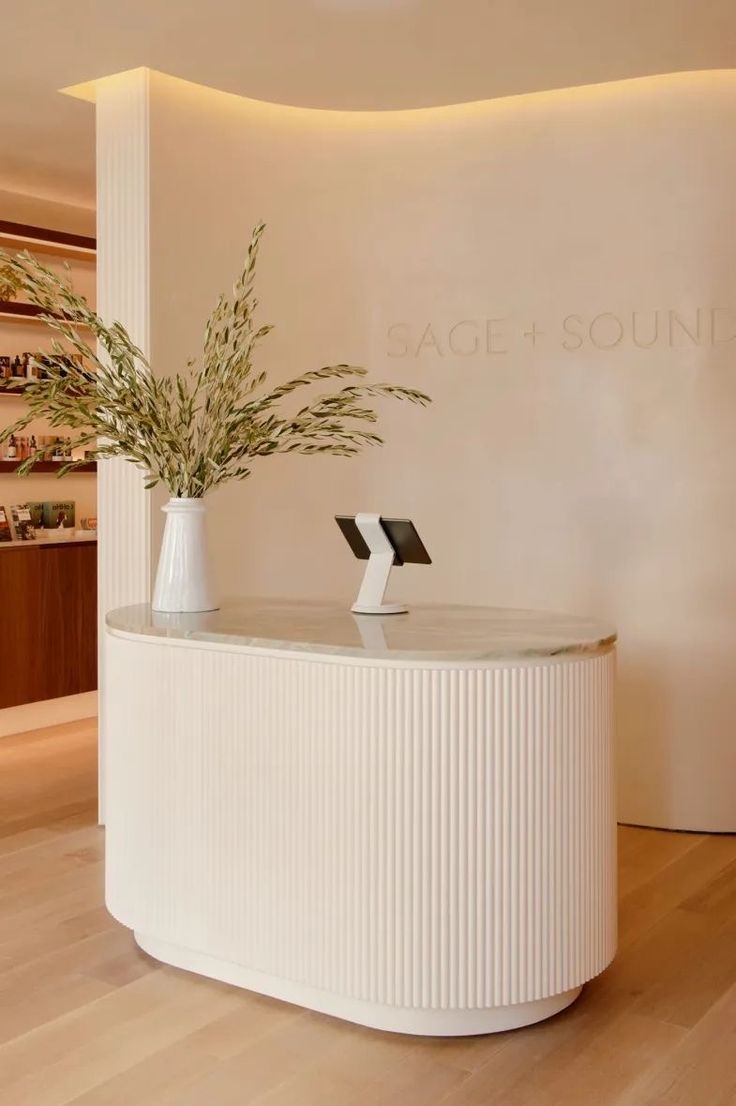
[0,300,91,331]
[0,536,97,549]
[0,300,47,321]
[0,219,96,262]
[0,384,27,396]
[0,460,96,474]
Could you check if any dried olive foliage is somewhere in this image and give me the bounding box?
[0,223,429,494]
[0,263,21,301]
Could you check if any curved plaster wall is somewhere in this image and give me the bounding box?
[93,68,736,831]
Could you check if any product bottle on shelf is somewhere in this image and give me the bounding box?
[6,435,17,460]
[29,435,37,456]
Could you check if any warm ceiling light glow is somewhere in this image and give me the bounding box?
[62,66,736,122]
[313,0,421,9]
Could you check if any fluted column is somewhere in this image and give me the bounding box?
[95,69,152,820]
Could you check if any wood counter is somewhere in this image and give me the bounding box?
[0,540,97,708]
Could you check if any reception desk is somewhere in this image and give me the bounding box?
[105,599,617,1035]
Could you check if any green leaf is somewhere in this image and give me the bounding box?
[0,228,431,496]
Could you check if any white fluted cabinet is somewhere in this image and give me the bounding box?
[104,599,617,1036]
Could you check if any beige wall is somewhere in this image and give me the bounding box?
[114,69,736,830]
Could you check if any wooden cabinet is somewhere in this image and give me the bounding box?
[0,541,96,708]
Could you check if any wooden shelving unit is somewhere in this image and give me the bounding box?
[0,225,98,710]
[0,220,95,326]
[1,223,98,483]
[0,539,97,707]
[0,460,96,474]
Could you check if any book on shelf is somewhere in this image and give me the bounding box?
[10,504,35,541]
[42,500,75,529]
[25,500,77,530]
[0,507,11,542]
[26,501,45,530]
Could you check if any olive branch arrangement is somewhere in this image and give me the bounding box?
[0,222,430,495]
[0,262,21,301]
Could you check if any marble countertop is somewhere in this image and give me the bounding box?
[106,598,616,662]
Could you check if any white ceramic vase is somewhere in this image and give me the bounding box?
[152,497,218,613]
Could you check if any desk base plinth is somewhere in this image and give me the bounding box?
[135,932,583,1036]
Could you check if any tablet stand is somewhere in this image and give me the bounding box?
[351,513,408,615]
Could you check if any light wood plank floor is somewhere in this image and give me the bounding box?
[1,720,735,1106]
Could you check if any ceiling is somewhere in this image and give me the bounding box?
[2,0,736,209]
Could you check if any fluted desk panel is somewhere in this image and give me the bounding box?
[104,599,617,1036]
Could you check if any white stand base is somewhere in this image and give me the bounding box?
[135,932,582,1036]
[351,601,407,615]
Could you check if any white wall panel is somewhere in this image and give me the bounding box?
[140,69,730,831]
[93,68,736,829]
